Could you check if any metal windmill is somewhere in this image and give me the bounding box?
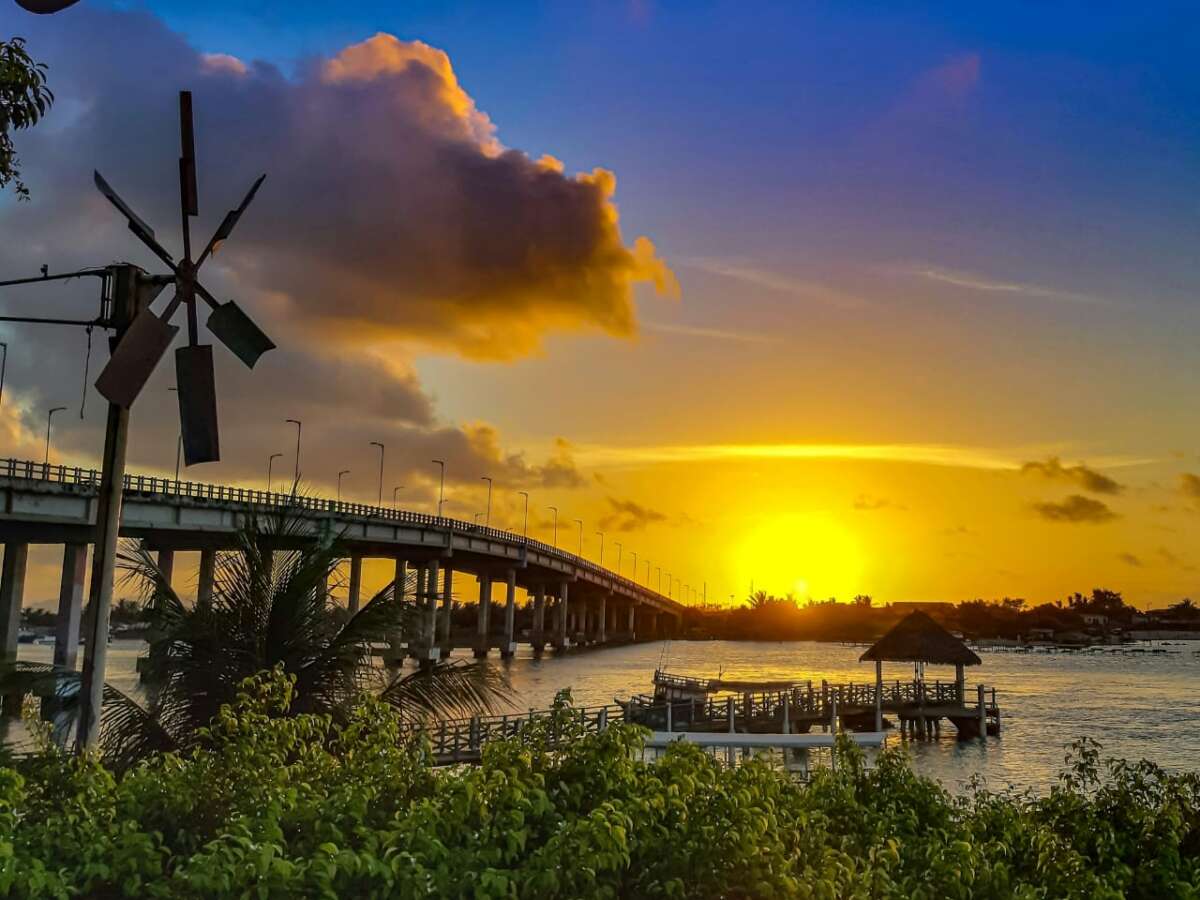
[93,90,274,464]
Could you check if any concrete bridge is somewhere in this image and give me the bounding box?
[0,458,687,673]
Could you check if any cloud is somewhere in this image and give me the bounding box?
[1032,495,1117,524]
[641,321,781,345]
[906,265,1104,306]
[575,441,1027,470]
[853,494,906,511]
[682,258,865,309]
[1179,473,1200,500]
[1021,457,1123,495]
[8,15,677,362]
[598,496,667,532]
[1118,552,1142,567]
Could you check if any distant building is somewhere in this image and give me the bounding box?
[1081,613,1109,627]
[888,601,954,613]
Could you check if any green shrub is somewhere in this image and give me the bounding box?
[1,669,1197,898]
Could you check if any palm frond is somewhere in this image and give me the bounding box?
[379,659,512,723]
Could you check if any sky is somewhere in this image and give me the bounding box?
[3,1,1200,609]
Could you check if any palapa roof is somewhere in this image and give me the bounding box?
[859,611,981,666]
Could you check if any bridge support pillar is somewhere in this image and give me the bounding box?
[346,554,362,614]
[500,569,517,658]
[196,549,216,611]
[627,603,636,641]
[54,544,87,671]
[439,567,453,649]
[156,548,175,587]
[474,575,491,657]
[553,581,569,650]
[531,584,546,652]
[411,560,440,664]
[394,559,407,598]
[0,543,28,716]
[597,595,607,643]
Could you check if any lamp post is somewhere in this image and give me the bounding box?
[0,341,7,409]
[392,485,403,510]
[285,418,301,484]
[517,491,529,538]
[574,519,583,556]
[369,441,384,504]
[596,531,605,566]
[337,469,350,502]
[614,542,622,575]
[546,506,558,548]
[665,570,671,598]
[656,567,661,592]
[480,475,493,527]
[645,559,651,585]
[474,512,483,526]
[630,551,638,582]
[43,406,66,466]
[431,459,445,517]
[267,452,282,492]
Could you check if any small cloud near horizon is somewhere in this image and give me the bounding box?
[1021,457,1123,495]
[1032,494,1117,524]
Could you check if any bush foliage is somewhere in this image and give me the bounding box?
[1,669,1198,898]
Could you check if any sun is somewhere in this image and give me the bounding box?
[732,512,866,602]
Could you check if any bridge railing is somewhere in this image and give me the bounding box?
[0,458,680,609]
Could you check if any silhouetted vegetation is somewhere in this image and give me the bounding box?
[687,588,1198,643]
[0,37,53,199]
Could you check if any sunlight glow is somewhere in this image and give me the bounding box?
[733,513,866,603]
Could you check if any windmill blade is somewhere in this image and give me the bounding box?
[93,171,177,270]
[175,345,220,464]
[179,91,199,219]
[206,299,276,369]
[94,305,179,408]
[15,0,82,11]
[196,174,266,268]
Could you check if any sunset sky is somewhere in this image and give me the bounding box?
[3,2,1200,609]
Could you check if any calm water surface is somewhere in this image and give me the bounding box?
[21,638,1200,793]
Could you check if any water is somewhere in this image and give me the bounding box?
[19,638,1200,793]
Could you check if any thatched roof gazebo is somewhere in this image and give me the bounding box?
[861,610,980,705]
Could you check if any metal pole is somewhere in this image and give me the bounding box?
[286,419,301,483]
[267,452,281,492]
[392,485,403,510]
[44,406,66,466]
[174,435,182,480]
[370,441,384,504]
[0,342,7,409]
[518,491,528,538]
[596,531,604,566]
[574,519,583,556]
[481,476,492,527]
[77,265,141,749]
[337,469,350,501]
[432,459,445,517]
[614,542,622,575]
[547,506,558,548]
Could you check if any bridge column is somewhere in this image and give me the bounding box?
[346,554,363,614]
[54,544,87,671]
[554,581,569,650]
[531,584,546,652]
[0,543,28,716]
[500,569,517,658]
[627,602,637,641]
[394,559,407,598]
[439,566,454,648]
[197,549,216,611]
[474,575,491,657]
[156,549,175,587]
[597,595,607,643]
[412,560,440,663]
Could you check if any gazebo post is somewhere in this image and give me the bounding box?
[874,659,883,732]
[955,662,964,702]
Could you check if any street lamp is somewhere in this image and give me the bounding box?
[656,566,661,592]
[645,559,651,585]
[574,519,583,556]
[614,542,622,575]
[595,531,605,566]
[267,452,282,492]
[0,341,7,409]
[665,570,671,597]
[285,419,301,483]
[431,459,445,517]
[392,485,403,510]
[337,469,350,501]
[473,512,483,526]
[630,551,638,582]
[370,441,384,504]
[546,506,558,548]
[480,475,492,527]
[517,491,529,538]
[43,405,66,466]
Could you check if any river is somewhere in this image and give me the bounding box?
[18,638,1200,793]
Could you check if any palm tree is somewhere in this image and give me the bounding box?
[101,508,508,766]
